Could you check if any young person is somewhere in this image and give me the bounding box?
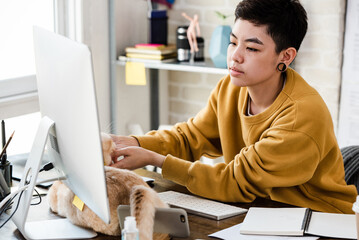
[110,0,357,213]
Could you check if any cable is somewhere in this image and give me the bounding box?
[30,188,42,206]
[0,165,67,228]
[0,174,66,209]
[0,190,24,228]
[0,185,28,210]
[0,193,16,217]
[35,175,66,185]
[39,162,54,172]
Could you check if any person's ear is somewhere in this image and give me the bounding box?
[279,47,297,66]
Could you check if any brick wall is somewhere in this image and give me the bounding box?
[166,0,346,133]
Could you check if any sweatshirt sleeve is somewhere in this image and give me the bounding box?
[135,77,226,162]
[161,128,320,203]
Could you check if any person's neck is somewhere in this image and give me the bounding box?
[247,73,285,115]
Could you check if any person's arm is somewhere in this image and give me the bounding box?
[135,77,225,162]
[110,134,139,147]
[110,77,225,172]
[161,129,320,203]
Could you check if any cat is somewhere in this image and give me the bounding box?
[47,133,170,240]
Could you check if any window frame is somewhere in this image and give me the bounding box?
[0,0,82,120]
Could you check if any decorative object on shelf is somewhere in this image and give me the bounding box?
[176,26,190,62]
[177,13,204,63]
[209,11,232,68]
[148,10,168,45]
[147,0,169,45]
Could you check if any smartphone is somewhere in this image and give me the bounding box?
[117,205,190,238]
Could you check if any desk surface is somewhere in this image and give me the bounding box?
[0,169,339,240]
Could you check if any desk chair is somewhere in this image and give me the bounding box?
[341,145,359,193]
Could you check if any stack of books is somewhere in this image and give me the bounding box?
[121,43,177,63]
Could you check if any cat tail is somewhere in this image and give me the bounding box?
[130,185,169,240]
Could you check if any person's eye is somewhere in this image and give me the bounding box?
[229,41,236,46]
[247,47,258,52]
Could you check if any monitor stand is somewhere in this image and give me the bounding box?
[11,116,97,240]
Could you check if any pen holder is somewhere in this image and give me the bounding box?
[0,160,12,188]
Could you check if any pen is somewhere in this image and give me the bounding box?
[0,131,14,163]
[1,120,6,165]
[1,120,5,148]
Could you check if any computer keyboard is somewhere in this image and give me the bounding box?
[158,191,247,220]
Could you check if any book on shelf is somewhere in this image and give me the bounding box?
[125,44,176,56]
[134,43,166,50]
[118,55,177,64]
[126,52,177,61]
[240,207,356,239]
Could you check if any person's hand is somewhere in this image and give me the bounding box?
[110,146,165,170]
[109,134,139,148]
[108,135,139,163]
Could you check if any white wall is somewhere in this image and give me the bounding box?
[166,0,346,133]
[81,1,111,132]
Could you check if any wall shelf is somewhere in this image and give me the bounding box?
[117,57,228,75]
[109,0,228,133]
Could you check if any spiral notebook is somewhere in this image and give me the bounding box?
[240,207,356,239]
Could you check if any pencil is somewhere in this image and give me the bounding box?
[0,131,14,162]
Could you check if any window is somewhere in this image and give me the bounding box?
[0,0,83,155]
[0,0,54,155]
[0,0,54,119]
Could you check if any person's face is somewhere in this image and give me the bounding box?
[227,19,281,88]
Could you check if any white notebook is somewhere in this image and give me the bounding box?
[240,207,356,239]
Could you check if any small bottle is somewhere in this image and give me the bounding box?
[122,216,139,240]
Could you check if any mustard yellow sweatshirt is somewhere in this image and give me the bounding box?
[135,68,357,213]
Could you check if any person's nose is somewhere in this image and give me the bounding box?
[230,45,244,63]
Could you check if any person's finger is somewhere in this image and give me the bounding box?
[109,134,119,143]
[111,154,124,163]
[110,159,125,168]
[111,146,130,162]
[110,156,136,170]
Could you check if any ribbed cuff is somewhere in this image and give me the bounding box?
[133,135,164,154]
[162,154,192,186]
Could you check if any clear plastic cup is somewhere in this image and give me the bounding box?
[352,195,359,239]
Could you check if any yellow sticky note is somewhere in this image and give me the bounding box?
[72,195,85,211]
[125,62,146,85]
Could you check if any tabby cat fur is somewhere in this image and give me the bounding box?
[47,133,170,240]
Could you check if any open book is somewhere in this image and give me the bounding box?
[240,207,356,239]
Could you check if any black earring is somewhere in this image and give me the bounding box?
[277,63,287,72]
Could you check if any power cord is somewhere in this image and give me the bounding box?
[0,189,24,228]
[39,162,54,172]
[0,163,66,229]
[31,188,42,206]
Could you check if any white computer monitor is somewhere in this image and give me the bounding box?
[11,27,110,239]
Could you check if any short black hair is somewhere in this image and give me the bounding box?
[235,0,308,53]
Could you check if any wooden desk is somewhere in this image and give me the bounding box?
[0,169,338,239]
